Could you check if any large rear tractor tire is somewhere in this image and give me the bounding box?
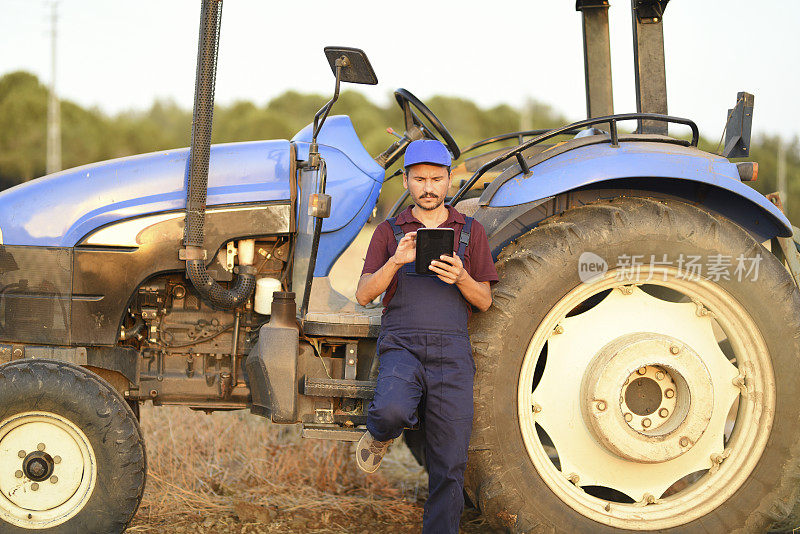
[466,196,800,533]
[0,359,146,533]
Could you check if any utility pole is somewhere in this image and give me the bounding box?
[520,97,533,131]
[46,1,62,175]
[778,139,787,211]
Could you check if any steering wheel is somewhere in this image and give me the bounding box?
[375,88,460,169]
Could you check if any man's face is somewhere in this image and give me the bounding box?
[403,163,451,211]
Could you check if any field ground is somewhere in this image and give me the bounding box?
[130,225,494,532]
[128,406,489,533]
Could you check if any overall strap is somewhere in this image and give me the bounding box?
[387,217,404,244]
[457,216,473,259]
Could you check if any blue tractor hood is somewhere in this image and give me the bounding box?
[0,140,292,247]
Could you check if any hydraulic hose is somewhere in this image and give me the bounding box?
[183,0,255,309]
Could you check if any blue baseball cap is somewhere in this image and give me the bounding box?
[404,139,452,169]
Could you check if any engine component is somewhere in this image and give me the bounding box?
[246,292,299,421]
[254,277,282,315]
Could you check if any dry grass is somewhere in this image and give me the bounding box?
[128,406,490,533]
[129,406,423,532]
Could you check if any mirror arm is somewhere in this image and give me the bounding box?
[311,56,351,165]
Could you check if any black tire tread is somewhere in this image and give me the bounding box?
[0,359,146,534]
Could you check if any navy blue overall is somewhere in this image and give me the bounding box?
[366,216,475,534]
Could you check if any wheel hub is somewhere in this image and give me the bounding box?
[581,332,714,463]
[524,281,744,507]
[0,412,96,526]
[23,451,55,482]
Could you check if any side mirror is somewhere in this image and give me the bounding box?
[323,46,378,85]
[722,92,754,159]
[309,47,377,170]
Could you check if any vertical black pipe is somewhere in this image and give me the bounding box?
[183,0,256,309]
[577,0,614,131]
[184,0,222,249]
[631,0,669,135]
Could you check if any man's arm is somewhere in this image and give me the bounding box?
[429,254,492,311]
[355,231,417,306]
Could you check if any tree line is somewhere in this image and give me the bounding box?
[0,70,797,219]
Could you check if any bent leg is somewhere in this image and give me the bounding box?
[366,336,424,442]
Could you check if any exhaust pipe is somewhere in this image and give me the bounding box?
[182,0,255,309]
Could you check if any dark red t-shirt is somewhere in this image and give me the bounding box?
[361,205,499,313]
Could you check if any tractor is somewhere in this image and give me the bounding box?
[0,0,799,532]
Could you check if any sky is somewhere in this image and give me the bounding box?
[1,1,798,144]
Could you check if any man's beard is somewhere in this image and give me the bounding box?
[413,193,444,211]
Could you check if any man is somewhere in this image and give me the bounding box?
[354,139,499,533]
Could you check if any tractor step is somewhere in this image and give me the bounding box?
[301,424,365,442]
[303,377,376,399]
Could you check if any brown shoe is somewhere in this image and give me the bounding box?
[355,431,393,473]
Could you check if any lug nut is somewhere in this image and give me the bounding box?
[655,371,665,380]
[50,476,58,484]
[679,436,690,447]
[596,401,607,411]
[30,483,39,491]
[37,443,45,452]
[568,473,580,484]
[532,404,542,413]
[15,470,23,479]
[53,456,61,464]
[624,412,633,422]
[642,418,652,428]
[554,325,564,335]
[665,388,675,399]
[17,450,26,459]
[658,408,669,418]
[670,345,680,355]
[637,367,647,375]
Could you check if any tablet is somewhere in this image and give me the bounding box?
[415,228,455,276]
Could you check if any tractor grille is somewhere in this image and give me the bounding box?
[0,246,72,344]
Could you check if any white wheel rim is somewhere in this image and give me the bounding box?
[518,267,774,530]
[0,412,97,529]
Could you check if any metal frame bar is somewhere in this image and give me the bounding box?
[461,129,583,155]
[450,113,699,205]
[577,0,614,127]
[632,0,669,134]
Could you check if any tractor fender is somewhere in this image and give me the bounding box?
[475,141,790,254]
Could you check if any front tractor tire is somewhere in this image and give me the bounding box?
[0,360,146,533]
[467,197,800,533]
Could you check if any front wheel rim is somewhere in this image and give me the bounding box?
[0,411,97,529]
[518,267,774,530]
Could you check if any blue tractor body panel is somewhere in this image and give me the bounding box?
[0,115,384,279]
[0,140,292,247]
[485,141,792,239]
[292,116,384,276]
